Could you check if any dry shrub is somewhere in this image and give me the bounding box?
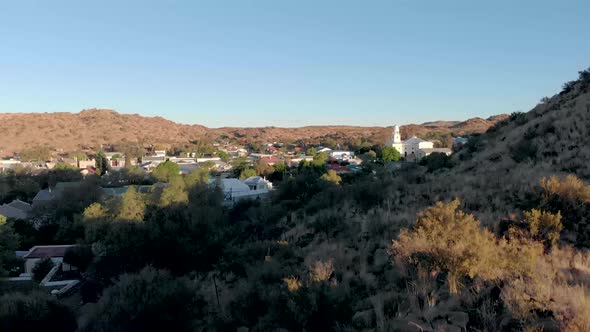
[540,175,590,203]
[283,276,303,292]
[392,200,542,294]
[502,246,590,331]
[309,259,334,282]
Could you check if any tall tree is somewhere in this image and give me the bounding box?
[116,186,145,222]
[152,161,180,183]
[0,216,19,277]
[379,146,401,162]
[95,150,110,175]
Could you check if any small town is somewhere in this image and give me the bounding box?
[0,126,464,297]
[3,1,590,330]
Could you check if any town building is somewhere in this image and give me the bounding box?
[22,245,77,274]
[388,125,453,161]
[0,199,32,220]
[209,178,271,205]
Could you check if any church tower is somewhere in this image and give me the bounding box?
[392,125,401,143]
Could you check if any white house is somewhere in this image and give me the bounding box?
[0,159,21,172]
[209,178,270,204]
[289,156,314,167]
[23,245,77,274]
[329,151,355,160]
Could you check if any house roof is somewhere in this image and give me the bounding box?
[6,199,32,212]
[260,156,281,164]
[0,205,29,220]
[179,163,199,174]
[53,182,82,196]
[209,179,250,194]
[328,164,353,173]
[33,189,54,202]
[102,185,162,197]
[404,137,428,144]
[23,245,76,259]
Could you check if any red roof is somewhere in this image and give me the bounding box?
[328,164,352,173]
[260,156,281,164]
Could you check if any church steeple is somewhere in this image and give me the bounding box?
[392,125,401,143]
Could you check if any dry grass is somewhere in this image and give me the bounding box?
[309,259,334,283]
[283,276,303,292]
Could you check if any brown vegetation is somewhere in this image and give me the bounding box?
[0,108,507,156]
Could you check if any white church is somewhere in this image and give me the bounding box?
[389,125,452,161]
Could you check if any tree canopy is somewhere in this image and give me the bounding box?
[379,146,401,162]
[152,161,180,183]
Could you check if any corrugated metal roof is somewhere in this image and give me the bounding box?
[24,245,76,259]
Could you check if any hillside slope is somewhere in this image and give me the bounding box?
[0,109,208,154]
[0,109,507,155]
[393,67,590,229]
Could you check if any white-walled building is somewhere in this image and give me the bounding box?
[209,178,271,205]
[329,151,355,160]
[23,245,77,274]
[389,125,435,160]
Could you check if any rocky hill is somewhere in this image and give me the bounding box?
[0,108,508,155]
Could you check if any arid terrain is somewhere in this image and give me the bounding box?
[0,108,508,155]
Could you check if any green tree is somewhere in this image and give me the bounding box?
[231,157,251,177]
[80,267,205,332]
[54,162,78,171]
[158,177,188,207]
[70,151,89,162]
[255,160,275,176]
[116,186,146,222]
[379,146,401,162]
[63,246,93,272]
[83,203,108,222]
[419,152,454,172]
[217,150,230,162]
[20,146,52,162]
[240,168,257,180]
[95,150,110,176]
[306,147,318,157]
[320,170,342,185]
[364,150,377,160]
[32,257,55,282]
[274,161,288,173]
[0,291,77,332]
[185,168,211,188]
[0,216,19,277]
[152,161,180,183]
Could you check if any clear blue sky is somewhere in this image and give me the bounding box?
[1,0,589,127]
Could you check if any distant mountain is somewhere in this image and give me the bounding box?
[0,108,508,155]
